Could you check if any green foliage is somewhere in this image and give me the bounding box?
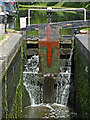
[85,3,90,9]
[5,74,8,118]
[8,44,23,118]
[51,11,83,23]
[18,2,34,5]
[0,35,6,41]
[31,10,47,24]
[26,30,38,37]
[46,2,58,6]
[80,27,90,31]
[60,29,72,35]
[59,28,72,40]
[54,2,65,7]
[18,2,90,9]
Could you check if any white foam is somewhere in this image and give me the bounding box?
[53,103,66,107]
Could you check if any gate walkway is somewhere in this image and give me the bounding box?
[22,20,90,31]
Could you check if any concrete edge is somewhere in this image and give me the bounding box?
[75,36,90,64]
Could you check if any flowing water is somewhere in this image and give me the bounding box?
[21,46,74,118]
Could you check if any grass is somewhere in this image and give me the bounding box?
[6,29,15,32]
[26,30,38,37]
[80,27,90,31]
[0,34,6,41]
[60,29,72,35]
[0,29,14,42]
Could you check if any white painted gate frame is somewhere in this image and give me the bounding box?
[28,8,87,26]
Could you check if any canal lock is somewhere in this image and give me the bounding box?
[21,32,75,119]
[1,9,89,119]
[2,33,89,119]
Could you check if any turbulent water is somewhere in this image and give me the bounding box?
[22,48,73,118]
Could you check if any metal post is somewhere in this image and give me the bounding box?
[72,28,75,37]
[84,8,86,21]
[47,7,52,23]
[28,9,30,26]
[47,11,52,23]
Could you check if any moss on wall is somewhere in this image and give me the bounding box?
[2,43,30,119]
[74,43,89,118]
[39,46,60,74]
[8,44,23,118]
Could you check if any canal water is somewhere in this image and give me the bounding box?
[2,10,89,119]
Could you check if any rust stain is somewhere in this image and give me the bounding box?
[39,24,59,67]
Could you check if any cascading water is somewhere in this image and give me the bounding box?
[22,47,74,118]
[23,55,42,105]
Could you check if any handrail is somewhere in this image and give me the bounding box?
[28,8,87,26]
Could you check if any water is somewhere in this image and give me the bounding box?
[22,46,74,118]
[21,103,70,119]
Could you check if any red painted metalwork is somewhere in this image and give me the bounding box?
[39,24,60,67]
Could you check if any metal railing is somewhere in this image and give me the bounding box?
[28,8,87,26]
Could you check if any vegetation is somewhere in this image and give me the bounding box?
[74,44,89,118]
[0,34,6,41]
[18,2,90,10]
[5,74,8,119]
[26,30,38,37]
[80,27,90,31]
[9,44,23,118]
[6,29,15,32]
[0,29,15,42]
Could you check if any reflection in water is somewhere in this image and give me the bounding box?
[22,47,73,118]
